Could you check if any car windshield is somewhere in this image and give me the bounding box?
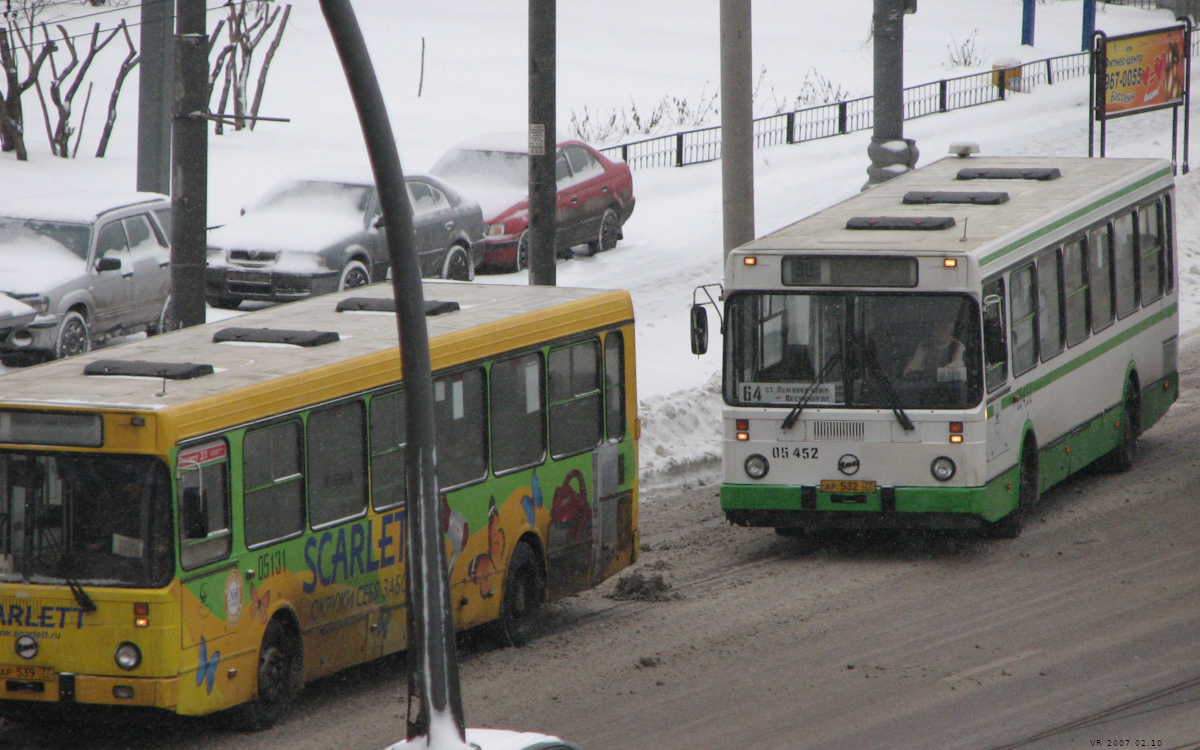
[0,218,91,260]
[254,180,373,214]
[0,452,173,588]
[431,149,529,189]
[726,292,983,410]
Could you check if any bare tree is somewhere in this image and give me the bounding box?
[208,1,290,134]
[44,21,121,157]
[95,19,138,157]
[0,25,54,160]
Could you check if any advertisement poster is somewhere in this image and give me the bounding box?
[1104,26,1186,117]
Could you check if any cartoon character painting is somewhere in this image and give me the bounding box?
[468,497,505,598]
[546,469,593,591]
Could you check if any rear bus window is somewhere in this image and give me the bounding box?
[369,390,407,510]
[434,368,487,489]
[1113,213,1138,318]
[1138,201,1164,305]
[549,340,603,458]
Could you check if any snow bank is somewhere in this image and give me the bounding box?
[638,372,723,489]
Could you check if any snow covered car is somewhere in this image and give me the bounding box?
[0,192,173,364]
[205,169,485,309]
[383,728,582,750]
[430,134,635,272]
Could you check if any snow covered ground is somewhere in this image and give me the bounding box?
[0,0,1195,486]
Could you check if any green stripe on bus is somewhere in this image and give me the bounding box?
[980,167,1172,267]
[1000,304,1175,411]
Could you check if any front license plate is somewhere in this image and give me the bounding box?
[0,665,56,681]
[821,479,877,494]
[228,270,270,283]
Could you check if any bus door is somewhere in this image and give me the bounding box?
[591,331,629,582]
[983,278,1012,464]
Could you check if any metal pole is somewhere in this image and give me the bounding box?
[137,0,173,194]
[170,0,208,329]
[1082,0,1096,52]
[317,2,467,745]
[1022,0,1036,47]
[720,0,754,256]
[866,0,917,187]
[314,1,463,744]
[528,0,556,286]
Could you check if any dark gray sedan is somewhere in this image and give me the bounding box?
[205,169,485,309]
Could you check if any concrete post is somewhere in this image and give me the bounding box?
[170,0,208,329]
[528,0,557,286]
[866,0,918,188]
[137,0,173,195]
[720,0,755,257]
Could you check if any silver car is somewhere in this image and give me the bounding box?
[0,192,173,364]
[205,168,485,309]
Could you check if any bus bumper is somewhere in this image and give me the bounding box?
[0,673,178,712]
[721,478,1018,531]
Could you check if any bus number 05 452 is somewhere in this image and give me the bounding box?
[771,446,818,459]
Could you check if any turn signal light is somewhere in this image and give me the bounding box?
[736,419,749,441]
[949,422,963,444]
[134,603,149,628]
[944,258,958,267]
[743,256,757,266]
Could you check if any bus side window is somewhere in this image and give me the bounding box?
[434,368,488,489]
[604,332,626,441]
[549,340,603,458]
[1063,238,1090,348]
[307,399,368,527]
[1113,212,1138,319]
[982,279,1008,392]
[1089,223,1114,332]
[370,390,407,511]
[1138,200,1164,305]
[1037,250,1063,362]
[1010,264,1038,376]
[490,352,546,474]
[178,445,231,570]
[243,421,305,547]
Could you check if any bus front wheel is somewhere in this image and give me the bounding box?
[984,439,1038,540]
[494,541,544,647]
[237,618,302,730]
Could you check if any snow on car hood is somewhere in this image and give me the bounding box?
[0,294,36,323]
[0,234,87,294]
[208,199,366,251]
[445,182,527,223]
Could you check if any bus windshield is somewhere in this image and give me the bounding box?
[0,452,173,588]
[726,292,983,410]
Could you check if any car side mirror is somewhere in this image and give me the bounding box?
[373,215,385,230]
[690,305,709,356]
[95,256,122,273]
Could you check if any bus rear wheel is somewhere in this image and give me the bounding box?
[494,541,544,647]
[236,618,302,730]
[1100,382,1140,473]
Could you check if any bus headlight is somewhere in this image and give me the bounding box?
[744,454,769,480]
[114,642,142,671]
[931,457,956,482]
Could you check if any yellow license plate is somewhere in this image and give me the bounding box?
[821,479,877,494]
[0,665,56,681]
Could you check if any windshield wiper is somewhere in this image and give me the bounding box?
[36,516,97,612]
[782,352,841,430]
[855,339,915,432]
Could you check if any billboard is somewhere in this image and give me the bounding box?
[1103,26,1187,117]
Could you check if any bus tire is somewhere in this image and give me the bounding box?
[984,439,1038,540]
[236,617,302,730]
[494,541,544,647]
[1100,381,1140,473]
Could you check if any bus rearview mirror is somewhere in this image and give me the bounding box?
[690,305,708,355]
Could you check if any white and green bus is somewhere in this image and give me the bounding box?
[696,152,1177,538]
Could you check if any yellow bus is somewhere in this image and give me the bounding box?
[0,281,639,726]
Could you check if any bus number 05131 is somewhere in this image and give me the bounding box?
[771,446,818,459]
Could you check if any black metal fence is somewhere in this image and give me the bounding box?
[599,33,1195,170]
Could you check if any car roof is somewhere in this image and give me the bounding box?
[271,166,442,190]
[0,191,169,224]
[445,132,575,154]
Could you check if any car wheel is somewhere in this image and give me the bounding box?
[509,231,530,274]
[442,245,473,281]
[338,260,371,290]
[234,618,302,731]
[586,208,621,255]
[54,311,91,360]
[493,541,544,647]
[148,295,173,335]
[209,296,242,310]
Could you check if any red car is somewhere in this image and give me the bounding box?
[430,134,635,272]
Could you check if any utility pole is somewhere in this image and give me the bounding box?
[170,0,208,329]
[1022,0,1036,47]
[865,0,918,188]
[528,0,556,286]
[1082,0,1097,52]
[137,0,173,195]
[720,0,754,258]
